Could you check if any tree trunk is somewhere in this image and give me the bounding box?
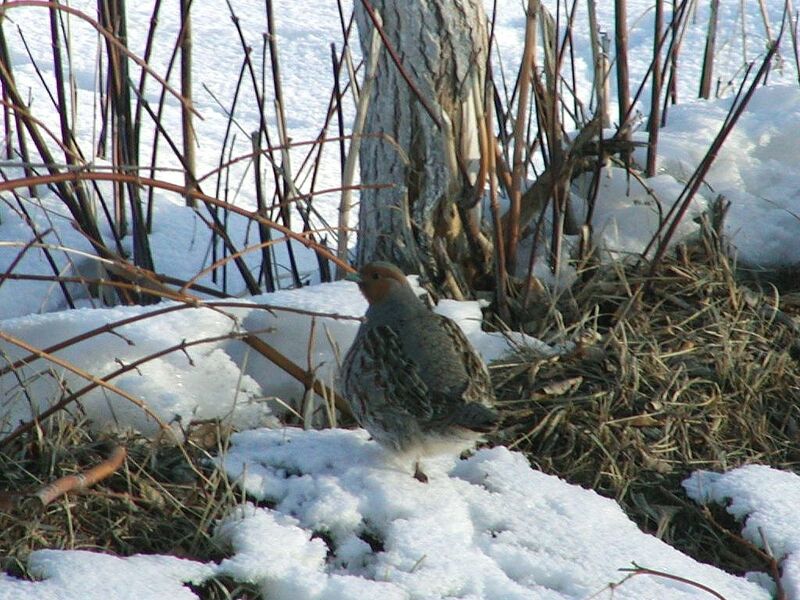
[353,0,490,295]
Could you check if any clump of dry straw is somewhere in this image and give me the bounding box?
[0,415,256,599]
[493,228,800,575]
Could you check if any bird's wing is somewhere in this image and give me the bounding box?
[344,324,435,421]
[432,314,495,408]
[422,314,499,431]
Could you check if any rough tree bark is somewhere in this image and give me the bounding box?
[353,0,490,296]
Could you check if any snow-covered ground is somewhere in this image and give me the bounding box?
[0,430,780,600]
[1,0,799,598]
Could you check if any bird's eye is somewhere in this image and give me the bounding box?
[371,272,380,280]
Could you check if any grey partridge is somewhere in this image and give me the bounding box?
[340,261,498,480]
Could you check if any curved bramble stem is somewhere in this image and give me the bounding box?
[0,0,201,119]
[0,170,362,272]
[0,330,171,438]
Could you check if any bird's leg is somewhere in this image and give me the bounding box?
[413,460,429,483]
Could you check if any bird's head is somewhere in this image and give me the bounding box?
[346,261,412,306]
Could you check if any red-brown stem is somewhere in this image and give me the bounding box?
[506,0,537,273]
[618,564,728,600]
[0,0,199,117]
[35,446,127,506]
[614,0,631,136]
[0,330,170,436]
[646,0,664,177]
[0,170,364,272]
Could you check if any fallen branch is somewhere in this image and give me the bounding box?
[35,446,127,506]
[502,116,600,236]
[0,445,127,511]
[244,334,353,420]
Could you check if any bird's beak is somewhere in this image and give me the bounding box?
[345,271,362,283]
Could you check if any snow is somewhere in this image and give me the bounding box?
[4,428,781,600]
[433,299,555,362]
[685,466,800,598]
[572,163,707,260]
[213,428,769,600]
[0,551,215,600]
[0,273,548,437]
[646,84,800,267]
[0,0,799,598]
[0,302,273,436]
[5,429,775,600]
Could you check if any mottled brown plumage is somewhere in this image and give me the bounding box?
[340,262,498,478]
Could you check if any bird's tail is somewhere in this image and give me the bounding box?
[454,403,499,433]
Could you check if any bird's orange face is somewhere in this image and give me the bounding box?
[347,262,408,305]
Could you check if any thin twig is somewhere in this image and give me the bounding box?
[0,170,360,273]
[0,299,359,381]
[618,563,729,600]
[337,18,382,277]
[0,0,200,117]
[0,330,171,437]
[646,36,781,273]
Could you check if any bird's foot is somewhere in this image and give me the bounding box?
[413,462,429,483]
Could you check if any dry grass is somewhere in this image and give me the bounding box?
[493,232,800,576]
[0,415,258,599]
